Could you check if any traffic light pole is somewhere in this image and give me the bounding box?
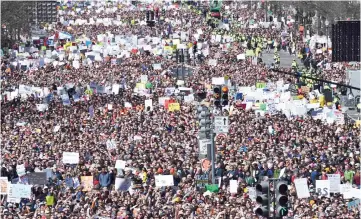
[210,129,216,184]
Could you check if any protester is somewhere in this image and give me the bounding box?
[1,1,360,219]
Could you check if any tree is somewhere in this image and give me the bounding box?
[1,1,33,46]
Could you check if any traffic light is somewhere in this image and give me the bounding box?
[162,8,165,16]
[275,181,289,217]
[213,86,221,107]
[183,49,189,63]
[197,106,212,142]
[221,86,228,106]
[150,11,155,20]
[255,182,270,218]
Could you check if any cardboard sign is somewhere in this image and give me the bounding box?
[7,184,32,199]
[0,177,8,194]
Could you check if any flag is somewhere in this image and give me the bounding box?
[205,184,219,193]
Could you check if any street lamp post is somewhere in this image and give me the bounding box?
[325,19,329,50]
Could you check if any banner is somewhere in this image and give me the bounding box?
[0,177,8,194]
[316,180,330,198]
[155,175,174,187]
[327,174,340,193]
[62,152,79,164]
[81,176,93,191]
[294,178,310,198]
[115,178,132,191]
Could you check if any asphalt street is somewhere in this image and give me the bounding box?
[261,50,302,68]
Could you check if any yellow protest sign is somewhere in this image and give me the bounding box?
[256,82,266,89]
[136,83,146,89]
[164,46,173,52]
[81,176,93,191]
[168,103,180,112]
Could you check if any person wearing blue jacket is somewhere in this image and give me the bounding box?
[98,168,111,188]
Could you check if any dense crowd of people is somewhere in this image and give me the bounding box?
[1,1,360,218]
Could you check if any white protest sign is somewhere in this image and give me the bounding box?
[140,75,148,83]
[7,184,32,199]
[237,54,246,60]
[294,178,310,198]
[145,99,153,111]
[115,160,126,169]
[230,180,238,194]
[340,184,353,199]
[327,174,340,193]
[153,63,162,70]
[208,59,217,66]
[155,175,174,187]
[62,152,79,164]
[106,139,117,150]
[115,178,132,191]
[248,187,257,201]
[112,84,120,94]
[36,104,48,112]
[211,77,225,85]
[316,180,330,197]
[16,164,26,177]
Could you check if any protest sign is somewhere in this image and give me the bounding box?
[316,180,330,197]
[208,59,217,66]
[348,199,360,211]
[155,175,174,187]
[248,187,257,201]
[237,54,245,60]
[327,174,340,193]
[145,99,153,111]
[106,139,117,150]
[340,183,353,199]
[7,184,32,199]
[115,178,132,191]
[230,180,238,194]
[115,160,126,169]
[168,103,180,112]
[62,152,79,164]
[153,63,162,70]
[81,176,93,191]
[140,75,148,83]
[212,77,225,85]
[0,177,8,194]
[16,164,26,177]
[27,172,47,185]
[195,174,209,189]
[294,178,310,198]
